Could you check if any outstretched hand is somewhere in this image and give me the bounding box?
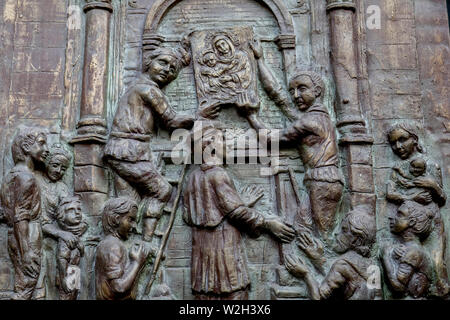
[284,253,310,278]
[265,217,295,243]
[297,230,324,264]
[199,104,221,119]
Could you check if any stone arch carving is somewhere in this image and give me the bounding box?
[142,0,296,84]
[143,0,294,35]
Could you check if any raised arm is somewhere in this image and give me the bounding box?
[284,254,321,300]
[250,39,297,121]
[140,84,194,130]
[268,118,305,147]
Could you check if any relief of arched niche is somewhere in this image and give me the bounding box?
[135,0,312,300]
[143,0,296,132]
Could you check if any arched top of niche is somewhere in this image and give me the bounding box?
[143,0,294,35]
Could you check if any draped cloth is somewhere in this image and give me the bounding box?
[183,165,265,295]
[1,166,43,299]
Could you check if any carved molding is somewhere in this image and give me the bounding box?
[142,33,166,52]
[275,34,296,50]
[326,0,356,12]
[83,1,113,13]
[143,0,295,35]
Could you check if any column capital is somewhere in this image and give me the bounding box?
[326,0,355,12]
[84,0,113,13]
[71,116,108,144]
[275,34,296,50]
[142,33,165,52]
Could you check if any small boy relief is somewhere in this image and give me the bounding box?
[56,196,88,300]
[381,201,435,298]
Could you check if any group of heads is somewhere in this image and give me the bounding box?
[387,125,434,239]
[335,199,435,256]
[11,126,81,228]
[12,126,71,182]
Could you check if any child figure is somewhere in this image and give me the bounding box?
[381,200,434,299]
[409,157,426,178]
[285,205,380,300]
[95,197,152,300]
[200,51,237,94]
[388,156,446,207]
[56,196,88,300]
[391,157,427,191]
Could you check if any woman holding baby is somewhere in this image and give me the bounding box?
[384,123,448,297]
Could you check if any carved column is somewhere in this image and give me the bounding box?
[74,0,112,143]
[326,0,375,210]
[70,0,113,299]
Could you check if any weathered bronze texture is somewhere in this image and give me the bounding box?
[1,127,49,299]
[95,197,151,300]
[0,0,448,301]
[182,123,295,299]
[285,205,380,300]
[385,123,448,297]
[104,45,194,242]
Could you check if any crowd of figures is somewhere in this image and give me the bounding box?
[0,35,448,300]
